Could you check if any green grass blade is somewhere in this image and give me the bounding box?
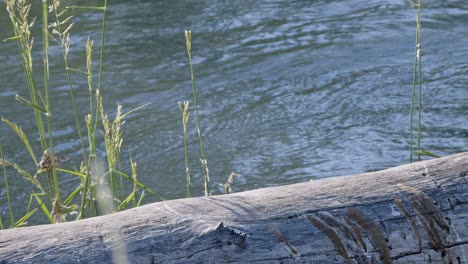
[12,208,38,228]
[416,149,440,158]
[113,103,151,124]
[66,67,89,75]
[137,191,145,207]
[112,169,164,199]
[15,95,48,115]
[32,193,54,224]
[117,191,135,211]
[3,35,21,42]
[66,6,106,11]
[63,185,83,205]
[57,168,86,179]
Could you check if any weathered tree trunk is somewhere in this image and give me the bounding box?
[0,152,467,264]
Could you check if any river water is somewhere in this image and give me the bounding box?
[0,0,467,216]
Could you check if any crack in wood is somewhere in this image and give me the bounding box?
[305,207,396,263]
[347,208,392,264]
[447,199,468,210]
[317,212,357,245]
[394,198,422,250]
[398,184,451,252]
[447,240,468,248]
[344,216,368,253]
[268,224,300,257]
[306,214,352,264]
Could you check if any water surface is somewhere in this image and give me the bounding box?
[0,0,466,215]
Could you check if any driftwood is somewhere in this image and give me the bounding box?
[0,152,467,264]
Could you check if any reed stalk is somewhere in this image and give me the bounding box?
[0,144,14,227]
[185,30,210,196]
[5,0,57,219]
[409,0,422,163]
[178,101,191,198]
[51,0,88,166]
[43,0,62,210]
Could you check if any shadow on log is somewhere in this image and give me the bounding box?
[1,152,467,263]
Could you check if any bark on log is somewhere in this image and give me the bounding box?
[0,152,467,264]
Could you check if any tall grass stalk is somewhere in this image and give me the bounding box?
[5,0,59,221]
[43,0,62,209]
[98,0,108,92]
[178,101,191,198]
[51,0,88,167]
[78,38,95,220]
[409,0,422,163]
[63,1,110,216]
[99,97,124,202]
[130,156,138,208]
[185,30,210,196]
[48,1,93,220]
[0,144,14,227]
[6,1,48,152]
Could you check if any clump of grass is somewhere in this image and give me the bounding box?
[1,0,158,228]
[185,30,210,196]
[4,0,54,225]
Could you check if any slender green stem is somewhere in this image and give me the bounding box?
[67,6,106,11]
[52,4,88,167]
[77,38,96,220]
[43,0,61,205]
[94,0,109,199]
[179,101,191,198]
[409,53,417,163]
[0,144,14,226]
[7,1,47,151]
[42,0,49,84]
[130,155,137,208]
[409,0,422,163]
[185,31,210,196]
[97,0,108,92]
[416,0,422,161]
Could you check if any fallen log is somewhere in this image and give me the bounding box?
[0,152,467,264]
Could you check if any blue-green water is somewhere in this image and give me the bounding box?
[0,0,467,222]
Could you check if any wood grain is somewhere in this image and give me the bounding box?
[0,152,467,263]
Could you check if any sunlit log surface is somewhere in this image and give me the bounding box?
[0,152,467,264]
